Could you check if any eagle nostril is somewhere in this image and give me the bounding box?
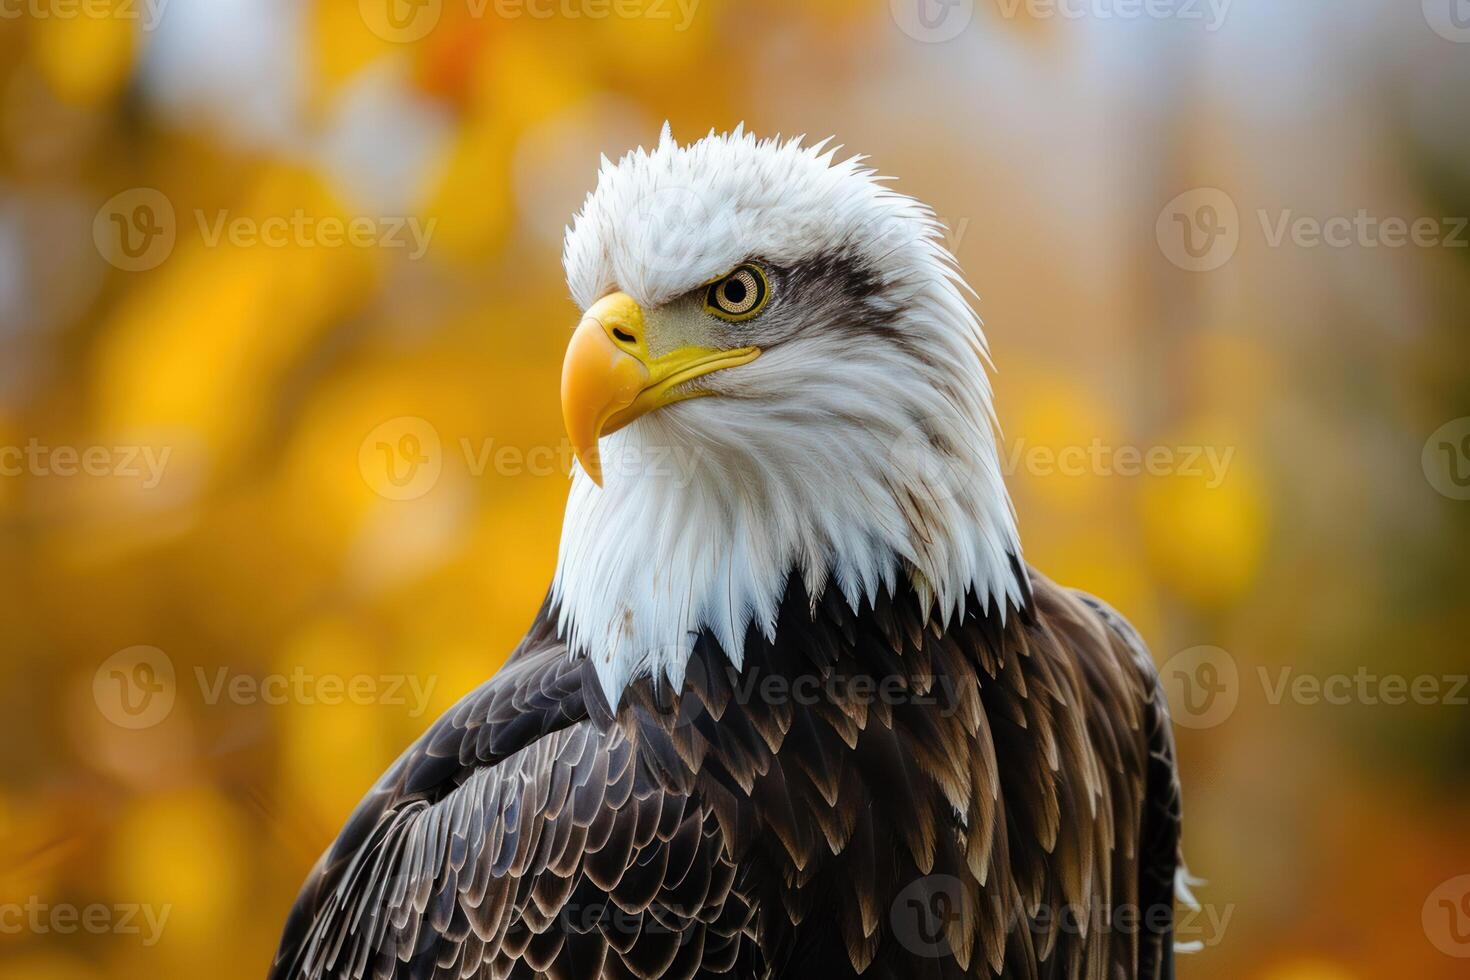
[612,328,637,345]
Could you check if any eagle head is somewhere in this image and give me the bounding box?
[553,125,1024,704]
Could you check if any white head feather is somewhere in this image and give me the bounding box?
[554,126,1024,705]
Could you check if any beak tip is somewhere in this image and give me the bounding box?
[569,437,604,487]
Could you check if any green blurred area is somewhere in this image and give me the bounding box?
[0,2,1468,978]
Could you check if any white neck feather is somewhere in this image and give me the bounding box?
[552,267,1025,707]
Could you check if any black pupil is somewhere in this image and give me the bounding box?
[723,277,748,305]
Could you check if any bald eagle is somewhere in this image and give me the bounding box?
[271,127,1190,980]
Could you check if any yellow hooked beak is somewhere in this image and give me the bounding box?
[561,292,759,486]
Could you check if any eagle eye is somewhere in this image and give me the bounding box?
[704,264,770,322]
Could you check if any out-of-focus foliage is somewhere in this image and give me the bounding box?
[0,2,1467,978]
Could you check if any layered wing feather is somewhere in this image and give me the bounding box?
[269,605,757,980]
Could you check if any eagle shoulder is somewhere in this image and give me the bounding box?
[269,604,752,980]
[1038,576,1186,980]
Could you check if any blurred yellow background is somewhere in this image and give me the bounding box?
[2,1,1469,978]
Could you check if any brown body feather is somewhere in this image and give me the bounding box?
[269,567,1182,979]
